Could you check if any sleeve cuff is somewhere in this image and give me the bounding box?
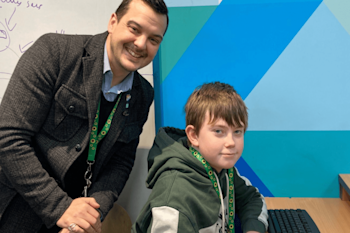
[97,208,104,221]
[242,219,266,233]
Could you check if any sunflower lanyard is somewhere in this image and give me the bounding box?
[190,147,235,233]
[82,94,123,197]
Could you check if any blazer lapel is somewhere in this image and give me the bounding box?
[83,57,102,131]
[82,32,108,135]
[94,73,141,173]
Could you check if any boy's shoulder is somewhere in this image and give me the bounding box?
[149,169,220,207]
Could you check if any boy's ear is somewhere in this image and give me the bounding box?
[185,125,199,147]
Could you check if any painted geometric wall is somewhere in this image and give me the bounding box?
[156,0,350,198]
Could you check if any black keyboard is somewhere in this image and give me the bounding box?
[268,209,320,233]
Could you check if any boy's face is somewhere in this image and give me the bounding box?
[186,111,244,173]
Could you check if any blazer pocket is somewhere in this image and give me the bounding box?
[43,85,88,142]
[117,122,142,144]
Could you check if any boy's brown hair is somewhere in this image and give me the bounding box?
[185,82,248,135]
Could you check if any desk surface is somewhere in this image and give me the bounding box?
[265,197,350,233]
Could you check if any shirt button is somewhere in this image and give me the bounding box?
[123,110,129,116]
[75,144,82,152]
[68,105,75,113]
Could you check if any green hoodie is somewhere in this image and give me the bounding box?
[132,127,268,233]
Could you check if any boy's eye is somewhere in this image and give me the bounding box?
[235,130,243,134]
[215,129,222,134]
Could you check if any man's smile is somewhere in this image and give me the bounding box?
[125,46,144,59]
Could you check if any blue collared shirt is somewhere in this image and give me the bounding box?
[102,44,134,102]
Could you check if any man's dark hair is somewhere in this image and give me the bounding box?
[115,0,169,34]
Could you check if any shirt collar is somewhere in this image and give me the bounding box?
[103,43,111,74]
[102,43,134,101]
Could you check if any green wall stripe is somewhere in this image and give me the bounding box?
[160,6,217,83]
[324,0,350,36]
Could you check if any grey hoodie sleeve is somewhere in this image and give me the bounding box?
[148,206,195,233]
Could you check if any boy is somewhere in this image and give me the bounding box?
[132,82,268,233]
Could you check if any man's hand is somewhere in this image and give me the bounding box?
[57,197,102,233]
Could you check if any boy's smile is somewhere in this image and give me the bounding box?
[186,111,244,173]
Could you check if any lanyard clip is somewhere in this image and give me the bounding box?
[82,160,95,197]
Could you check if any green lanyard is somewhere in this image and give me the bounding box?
[190,147,235,233]
[83,94,122,197]
[88,94,122,162]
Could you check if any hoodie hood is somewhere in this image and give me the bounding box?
[146,127,226,189]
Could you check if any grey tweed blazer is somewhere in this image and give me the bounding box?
[0,32,154,232]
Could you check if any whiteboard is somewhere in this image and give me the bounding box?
[0,0,126,103]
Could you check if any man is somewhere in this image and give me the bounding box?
[0,0,168,232]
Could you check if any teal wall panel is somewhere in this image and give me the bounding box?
[243,131,350,197]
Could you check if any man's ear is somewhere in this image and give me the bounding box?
[107,13,118,33]
[185,125,199,147]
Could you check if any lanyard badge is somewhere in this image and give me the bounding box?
[126,94,131,109]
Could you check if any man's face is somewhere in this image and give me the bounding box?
[106,0,167,76]
[188,112,245,173]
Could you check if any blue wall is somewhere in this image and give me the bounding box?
[155,0,350,198]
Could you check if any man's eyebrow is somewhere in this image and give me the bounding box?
[128,20,163,40]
